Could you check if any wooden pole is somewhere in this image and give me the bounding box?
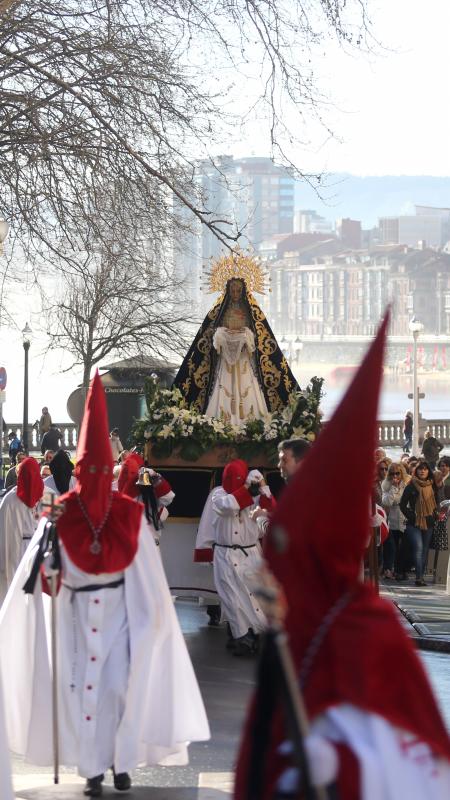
[367,529,379,592]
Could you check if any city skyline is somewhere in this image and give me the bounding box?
[3,166,450,424]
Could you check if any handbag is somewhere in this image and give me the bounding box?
[430,508,449,551]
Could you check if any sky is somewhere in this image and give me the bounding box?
[231,0,450,177]
[2,0,450,424]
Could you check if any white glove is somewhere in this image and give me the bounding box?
[245,469,264,487]
[277,734,338,790]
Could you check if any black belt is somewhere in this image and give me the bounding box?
[213,543,257,558]
[62,577,125,594]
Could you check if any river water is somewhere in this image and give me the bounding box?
[297,365,450,421]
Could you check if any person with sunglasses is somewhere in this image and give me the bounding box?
[400,461,444,586]
[382,462,409,580]
[374,458,391,504]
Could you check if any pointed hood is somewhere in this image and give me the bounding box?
[234,312,450,800]
[56,372,143,574]
[222,459,248,494]
[74,370,113,527]
[267,313,389,642]
[16,457,43,508]
[118,453,144,498]
[49,449,74,496]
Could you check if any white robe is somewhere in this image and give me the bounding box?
[0,515,210,778]
[205,327,268,424]
[317,705,450,799]
[0,666,13,800]
[0,488,40,605]
[211,487,266,638]
[278,705,450,798]
[43,474,77,495]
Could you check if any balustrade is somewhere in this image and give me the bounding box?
[377,419,450,447]
[2,423,77,453]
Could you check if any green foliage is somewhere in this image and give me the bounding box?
[132,374,324,462]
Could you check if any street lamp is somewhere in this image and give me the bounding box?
[409,316,424,456]
[22,323,32,453]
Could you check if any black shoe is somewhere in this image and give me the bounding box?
[84,775,104,797]
[206,604,221,626]
[113,769,132,791]
[233,633,257,657]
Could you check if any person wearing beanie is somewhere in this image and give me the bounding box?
[0,372,209,798]
[234,314,450,800]
[0,456,43,605]
[207,460,276,656]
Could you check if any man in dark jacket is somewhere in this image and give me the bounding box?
[422,431,443,471]
[40,424,62,455]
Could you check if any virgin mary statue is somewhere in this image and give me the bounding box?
[173,254,299,424]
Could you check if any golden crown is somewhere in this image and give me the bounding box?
[205,251,267,295]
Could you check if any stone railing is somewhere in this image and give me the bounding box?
[377,419,450,448]
[2,422,77,453]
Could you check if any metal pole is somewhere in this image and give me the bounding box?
[23,340,29,453]
[412,330,420,457]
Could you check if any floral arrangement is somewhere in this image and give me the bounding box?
[132,374,324,463]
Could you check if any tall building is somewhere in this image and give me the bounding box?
[174,156,295,312]
[379,206,450,248]
[293,209,333,234]
[336,218,362,249]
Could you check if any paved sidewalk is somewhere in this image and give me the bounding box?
[381,578,450,652]
[11,601,248,800]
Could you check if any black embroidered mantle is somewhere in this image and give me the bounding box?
[173,280,299,413]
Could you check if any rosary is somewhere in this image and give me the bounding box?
[75,492,113,554]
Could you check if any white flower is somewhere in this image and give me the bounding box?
[143,429,152,440]
[159,424,174,439]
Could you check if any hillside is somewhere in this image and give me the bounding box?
[295,174,450,228]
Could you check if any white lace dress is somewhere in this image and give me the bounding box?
[205,326,268,424]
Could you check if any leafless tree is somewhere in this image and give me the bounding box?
[0,0,372,269]
[43,211,192,388]
[1,1,372,378]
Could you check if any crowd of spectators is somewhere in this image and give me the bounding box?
[374,446,449,587]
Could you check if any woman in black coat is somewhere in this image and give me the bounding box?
[400,460,444,586]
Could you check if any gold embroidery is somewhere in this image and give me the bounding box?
[247,294,296,411]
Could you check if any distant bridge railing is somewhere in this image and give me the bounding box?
[2,422,77,453]
[377,419,450,448]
